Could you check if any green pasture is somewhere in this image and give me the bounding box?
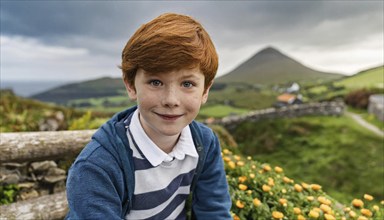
[231,114,384,204]
[335,66,384,90]
[199,104,249,118]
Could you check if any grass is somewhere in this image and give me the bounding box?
[208,85,277,110]
[334,66,384,90]
[230,115,384,204]
[199,104,249,118]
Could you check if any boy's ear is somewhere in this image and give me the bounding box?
[124,81,137,101]
[201,81,213,104]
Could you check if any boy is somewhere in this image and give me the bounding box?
[66,13,232,219]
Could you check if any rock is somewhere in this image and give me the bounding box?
[43,175,67,184]
[1,173,20,184]
[53,181,66,193]
[46,167,66,176]
[30,161,57,173]
[18,189,39,201]
[17,182,35,189]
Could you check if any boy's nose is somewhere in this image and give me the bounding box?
[161,86,180,107]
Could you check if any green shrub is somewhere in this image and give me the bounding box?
[0,184,19,205]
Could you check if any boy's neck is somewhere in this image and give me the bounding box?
[153,134,180,154]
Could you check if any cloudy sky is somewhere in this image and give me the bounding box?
[1,1,383,83]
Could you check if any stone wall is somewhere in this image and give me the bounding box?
[214,102,345,130]
[368,94,384,122]
[1,160,67,202]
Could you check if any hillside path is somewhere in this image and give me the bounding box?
[346,112,384,137]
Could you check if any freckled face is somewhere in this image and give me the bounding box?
[124,67,211,141]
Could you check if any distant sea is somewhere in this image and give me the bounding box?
[0,80,73,97]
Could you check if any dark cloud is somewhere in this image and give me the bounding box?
[1,1,383,80]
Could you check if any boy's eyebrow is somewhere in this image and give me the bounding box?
[180,74,201,80]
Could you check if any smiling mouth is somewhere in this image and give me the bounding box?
[156,113,183,120]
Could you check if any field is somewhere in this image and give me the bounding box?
[334,66,384,90]
[229,114,384,204]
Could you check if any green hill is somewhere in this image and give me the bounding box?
[0,90,110,132]
[216,47,343,85]
[334,66,384,90]
[31,77,126,104]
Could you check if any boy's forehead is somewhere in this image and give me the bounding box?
[139,67,204,77]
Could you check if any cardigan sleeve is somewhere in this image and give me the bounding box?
[191,131,232,219]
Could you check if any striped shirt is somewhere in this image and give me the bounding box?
[125,110,199,220]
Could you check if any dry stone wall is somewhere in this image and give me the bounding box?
[368,94,384,122]
[214,102,345,130]
[1,160,67,202]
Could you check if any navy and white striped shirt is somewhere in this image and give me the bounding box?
[125,110,198,220]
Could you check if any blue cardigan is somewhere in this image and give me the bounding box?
[66,106,232,219]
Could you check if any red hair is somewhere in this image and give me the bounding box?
[120,13,218,90]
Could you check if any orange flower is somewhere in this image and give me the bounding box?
[311,184,322,191]
[234,155,241,161]
[249,173,255,179]
[253,198,261,207]
[320,204,332,214]
[268,177,275,186]
[228,161,236,169]
[237,161,245,166]
[349,210,356,218]
[307,196,315,201]
[352,199,364,208]
[297,214,306,220]
[274,166,283,173]
[324,213,335,220]
[357,216,368,220]
[233,214,240,220]
[360,208,372,217]
[222,149,231,155]
[318,196,332,205]
[223,156,231,162]
[283,176,293,184]
[238,184,248,191]
[363,194,374,201]
[293,207,301,215]
[236,200,245,209]
[263,164,272,172]
[238,176,247,183]
[262,184,271,192]
[308,210,319,218]
[279,198,287,206]
[294,184,303,192]
[272,211,284,219]
[373,205,379,211]
[301,182,309,189]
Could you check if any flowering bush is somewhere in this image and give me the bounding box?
[222,148,384,220]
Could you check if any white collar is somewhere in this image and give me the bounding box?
[129,109,198,167]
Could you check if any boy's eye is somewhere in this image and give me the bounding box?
[182,81,194,88]
[149,80,162,86]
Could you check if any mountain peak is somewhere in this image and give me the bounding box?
[258,46,281,54]
[253,46,288,59]
[216,46,342,85]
